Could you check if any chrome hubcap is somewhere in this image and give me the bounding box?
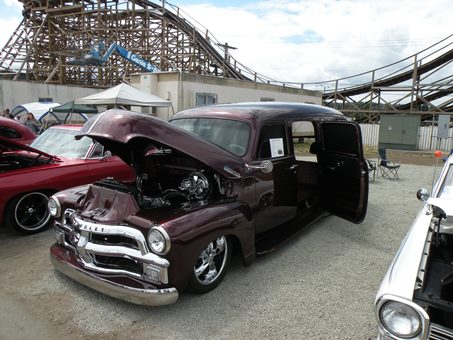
[194,236,227,285]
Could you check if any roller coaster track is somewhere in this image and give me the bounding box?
[135,0,247,81]
[0,0,273,87]
[326,49,453,98]
[304,34,453,122]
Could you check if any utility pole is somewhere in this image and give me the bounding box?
[216,42,237,77]
[217,42,237,63]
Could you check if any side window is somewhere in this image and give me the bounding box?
[322,123,360,155]
[257,124,288,160]
[89,143,104,158]
[291,121,317,163]
[0,126,21,139]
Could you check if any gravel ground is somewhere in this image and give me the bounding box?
[0,163,437,340]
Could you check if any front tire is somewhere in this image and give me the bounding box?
[6,192,51,234]
[189,235,232,294]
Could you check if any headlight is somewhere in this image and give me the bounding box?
[379,300,422,338]
[48,197,61,218]
[147,227,170,255]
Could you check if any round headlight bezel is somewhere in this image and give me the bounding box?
[48,196,61,218]
[147,226,171,255]
[376,295,429,339]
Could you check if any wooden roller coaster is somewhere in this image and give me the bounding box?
[0,0,452,122]
[0,0,266,87]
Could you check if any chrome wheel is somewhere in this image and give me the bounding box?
[190,236,231,293]
[9,192,51,234]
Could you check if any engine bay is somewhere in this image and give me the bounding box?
[0,153,51,173]
[414,212,453,328]
[94,145,229,210]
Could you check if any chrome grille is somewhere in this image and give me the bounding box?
[55,210,169,285]
[93,255,142,275]
[90,233,140,250]
[430,323,453,340]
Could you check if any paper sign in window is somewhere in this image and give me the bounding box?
[269,138,284,158]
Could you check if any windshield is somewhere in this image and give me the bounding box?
[30,128,93,158]
[171,118,250,156]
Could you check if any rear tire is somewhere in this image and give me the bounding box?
[6,192,51,234]
[189,235,232,294]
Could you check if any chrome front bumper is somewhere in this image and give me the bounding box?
[50,244,178,306]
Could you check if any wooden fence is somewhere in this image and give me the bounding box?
[359,124,453,151]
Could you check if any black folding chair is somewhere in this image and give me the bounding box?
[365,159,377,182]
[378,147,400,180]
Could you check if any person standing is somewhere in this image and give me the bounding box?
[24,112,41,133]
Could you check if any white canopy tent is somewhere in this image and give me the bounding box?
[11,102,60,120]
[74,83,171,107]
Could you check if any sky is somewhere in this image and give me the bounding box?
[1,0,452,87]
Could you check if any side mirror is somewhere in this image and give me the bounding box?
[246,160,273,174]
[101,150,112,160]
[416,188,430,202]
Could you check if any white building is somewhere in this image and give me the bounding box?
[131,71,322,120]
[1,73,322,121]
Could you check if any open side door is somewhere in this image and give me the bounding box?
[318,121,368,223]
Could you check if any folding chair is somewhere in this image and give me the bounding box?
[378,147,400,180]
[365,159,377,182]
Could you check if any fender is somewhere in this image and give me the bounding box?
[160,200,255,290]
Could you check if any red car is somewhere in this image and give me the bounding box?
[0,116,37,145]
[0,125,134,234]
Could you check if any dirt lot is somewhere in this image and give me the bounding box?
[0,154,438,339]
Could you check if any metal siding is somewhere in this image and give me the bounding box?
[360,124,453,151]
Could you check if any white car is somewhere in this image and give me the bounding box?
[375,155,453,339]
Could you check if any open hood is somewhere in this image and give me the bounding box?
[0,136,59,161]
[77,109,245,179]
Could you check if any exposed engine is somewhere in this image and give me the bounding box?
[136,170,211,209]
[0,154,50,173]
[94,144,228,210]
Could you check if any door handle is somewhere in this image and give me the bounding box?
[288,164,299,170]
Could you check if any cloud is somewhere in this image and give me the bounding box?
[0,17,22,49]
[3,0,21,7]
[0,0,451,87]
[180,0,453,84]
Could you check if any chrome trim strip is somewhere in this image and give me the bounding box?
[223,165,241,179]
[415,226,434,290]
[79,260,143,279]
[82,243,169,268]
[51,250,178,306]
[430,323,453,339]
[73,215,151,255]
